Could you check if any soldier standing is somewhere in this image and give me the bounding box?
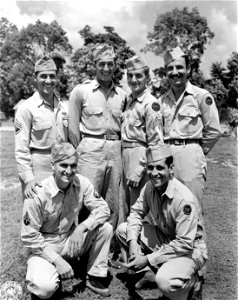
[68,44,126,229]
[15,56,68,198]
[122,55,163,215]
[159,47,221,210]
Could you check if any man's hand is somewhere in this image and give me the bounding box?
[25,180,42,198]
[124,254,148,272]
[67,225,87,258]
[53,256,74,280]
[127,173,142,189]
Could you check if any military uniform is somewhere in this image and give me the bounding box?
[117,176,207,300]
[21,174,112,299]
[68,46,126,229]
[122,90,162,211]
[122,55,163,216]
[15,92,68,192]
[159,47,221,209]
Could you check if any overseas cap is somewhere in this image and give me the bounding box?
[93,44,115,61]
[51,143,77,163]
[146,144,172,163]
[125,55,148,71]
[163,46,186,65]
[34,56,57,73]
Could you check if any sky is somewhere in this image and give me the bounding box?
[1,0,237,77]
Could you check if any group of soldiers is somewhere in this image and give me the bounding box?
[14,43,221,300]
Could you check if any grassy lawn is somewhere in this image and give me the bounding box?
[0,131,237,300]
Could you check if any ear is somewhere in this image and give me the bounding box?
[169,163,174,174]
[51,161,55,171]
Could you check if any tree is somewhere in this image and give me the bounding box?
[69,25,135,87]
[0,19,72,117]
[142,7,214,75]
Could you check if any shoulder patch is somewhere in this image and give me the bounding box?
[183,204,192,215]
[205,97,213,105]
[93,190,100,198]
[15,119,22,134]
[152,102,160,111]
[23,211,31,226]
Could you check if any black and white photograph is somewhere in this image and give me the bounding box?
[0,1,237,300]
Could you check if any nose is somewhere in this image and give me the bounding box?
[65,166,72,174]
[171,67,179,75]
[45,75,52,83]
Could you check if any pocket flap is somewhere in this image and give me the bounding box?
[85,106,103,115]
[179,106,199,117]
[33,120,52,131]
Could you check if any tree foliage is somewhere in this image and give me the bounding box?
[69,25,135,87]
[143,7,214,74]
[0,18,72,117]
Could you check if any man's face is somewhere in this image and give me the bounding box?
[147,158,172,191]
[95,58,115,83]
[127,69,148,97]
[36,70,57,96]
[166,56,189,89]
[53,155,78,190]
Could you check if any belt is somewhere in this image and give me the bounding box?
[30,148,51,154]
[122,141,147,148]
[82,133,120,141]
[164,139,202,146]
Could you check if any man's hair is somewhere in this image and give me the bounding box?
[165,156,173,167]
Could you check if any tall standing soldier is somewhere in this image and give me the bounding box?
[159,47,221,211]
[68,44,126,230]
[15,56,69,198]
[122,55,163,215]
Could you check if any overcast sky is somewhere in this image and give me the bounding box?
[1,0,237,77]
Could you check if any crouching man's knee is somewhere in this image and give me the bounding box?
[115,222,127,244]
[155,271,171,295]
[27,276,59,299]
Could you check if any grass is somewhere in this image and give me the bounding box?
[0,130,237,300]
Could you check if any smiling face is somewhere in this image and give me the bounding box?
[147,158,173,192]
[127,69,148,97]
[36,70,57,97]
[52,155,78,190]
[166,56,189,90]
[95,58,115,83]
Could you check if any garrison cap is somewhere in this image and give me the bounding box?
[93,44,115,61]
[51,143,77,163]
[146,144,172,163]
[163,46,186,65]
[34,56,57,73]
[125,55,148,71]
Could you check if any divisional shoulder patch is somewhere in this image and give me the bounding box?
[183,204,192,215]
[23,211,31,226]
[205,97,213,105]
[93,190,100,198]
[15,119,22,134]
[152,102,160,111]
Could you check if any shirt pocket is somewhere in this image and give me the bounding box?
[83,106,104,130]
[177,106,200,135]
[32,120,54,147]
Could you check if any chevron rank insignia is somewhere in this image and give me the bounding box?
[15,119,22,134]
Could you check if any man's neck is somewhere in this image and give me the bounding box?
[39,91,54,107]
[171,86,186,101]
[97,78,113,90]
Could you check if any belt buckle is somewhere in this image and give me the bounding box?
[174,140,180,145]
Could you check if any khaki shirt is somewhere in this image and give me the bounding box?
[15,91,68,184]
[68,79,126,148]
[159,81,221,154]
[21,174,110,264]
[122,90,162,145]
[127,177,206,266]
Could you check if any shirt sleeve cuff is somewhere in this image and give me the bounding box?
[20,170,35,184]
[81,217,95,231]
[42,248,61,264]
[147,252,167,266]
